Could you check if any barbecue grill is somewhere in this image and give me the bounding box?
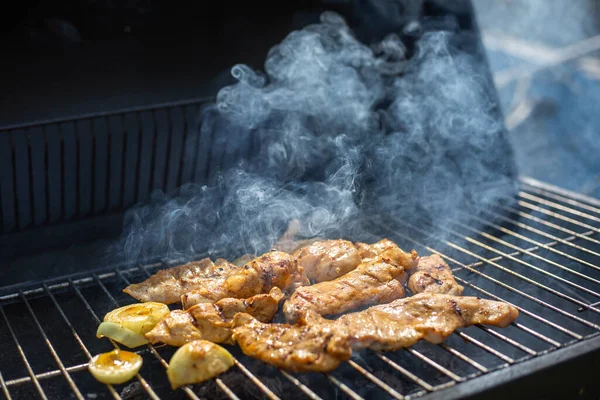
[1,174,599,399]
[2,1,599,399]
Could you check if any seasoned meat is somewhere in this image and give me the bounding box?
[232,293,518,372]
[335,293,519,351]
[181,251,306,309]
[355,238,400,262]
[123,258,238,304]
[283,245,418,322]
[146,288,284,346]
[231,312,351,373]
[408,254,464,296]
[293,239,362,283]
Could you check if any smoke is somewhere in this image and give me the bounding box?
[114,10,516,263]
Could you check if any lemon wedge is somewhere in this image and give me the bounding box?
[96,321,149,348]
[88,349,143,385]
[104,302,170,335]
[167,340,234,389]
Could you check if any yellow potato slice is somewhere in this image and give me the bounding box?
[104,302,170,335]
[97,321,149,348]
[89,349,143,385]
[167,340,234,389]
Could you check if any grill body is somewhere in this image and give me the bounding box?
[1,178,600,399]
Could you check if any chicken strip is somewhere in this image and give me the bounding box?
[181,251,307,309]
[123,258,238,304]
[335,293,518,351]
[408,254,464,296]
[232,293,518,372]
[355,238,399,262]
[231,312,351,373]
[293,239,362,283]
[146,287,284,346]
[283,245,418,322]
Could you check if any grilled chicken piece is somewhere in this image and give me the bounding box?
[181,251,307,309]
[293,239,362,283]
[355,238,400,262]
[283,245,418,322]
[232,293,518,372]
[408,254,464,296]
[123,258,238,304]
[231,312,351,373]
[335,293,518,351]
[146,288,284,346]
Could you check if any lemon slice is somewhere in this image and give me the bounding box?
[89,349,143,385]
[96,321,149,348]
[167,340,234,389]
[104,302,170,335]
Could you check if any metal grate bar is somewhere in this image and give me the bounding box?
[405,349,462,382]
[327,375,364,400]
[475,326,536,356]
[347,360,404,400]
[375,354,435,391]
[521,184,600,216]
[233,359,280,400]
[438,344,487,373]
[452,218,600,285]
[0,304,48,399]
[43,283,122,400]
[517,200,600,234]
[519,192,600,223]
[377,221,600,331]
[438,223,600,299]
[278,371,323,400]
[19,291,85,400]
[68,276,161,400]
[454,332,513,364]
[519,177,600,208]
[0,370,10,400]
[4,364,88,387]
[472,211,600,270]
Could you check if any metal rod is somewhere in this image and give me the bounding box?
[347,360,404,399]
[405,349,463,382]
[452,218,600,286]
[327,375,365,400]
[521,185,600,216]
[376,220,600,331]
[43,283,122,400]
[454,332,514,364]
[519,192,600,223]
[438,344,488,373]
[0,304,48,399]
[0,369,11,400]
[375,354,434,391]
[475,326,537,357]
[475,210,600,269]
[233,359,281,400]
[518,200,600,234]
[4,364,88,387]
[19,291,85,400]
[278,371,323,400]
[519,176,600,208]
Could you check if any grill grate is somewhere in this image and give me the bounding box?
[1,176,600,399]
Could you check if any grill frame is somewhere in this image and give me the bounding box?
[1,177,599,399]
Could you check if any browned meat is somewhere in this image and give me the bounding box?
[283,245,418,322]
[408,254,464,296]
[232,254,255,267]
[355,238,400,262]
[293,239,362,282]
[335,293,519,350]
[123,258,238,304]
[146,288,284,346]
[181,251,306,309]
[232,293,518,372]
[231,312,351,373]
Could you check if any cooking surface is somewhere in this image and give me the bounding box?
[1,178,599,399]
